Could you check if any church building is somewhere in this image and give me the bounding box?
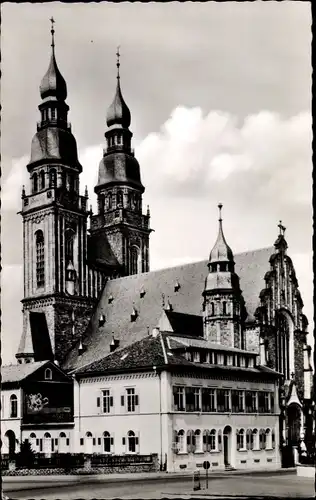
[2,25,314,472]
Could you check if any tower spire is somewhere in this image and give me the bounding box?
[209,203,234,264]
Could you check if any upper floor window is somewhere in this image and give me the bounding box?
[49,168,57,188]
[117,191,123,207]
[10,394,18,418]
[40,170,45,190]
[245,391,257,413]
[65,228,75,264]
[33,173,38,193]
[35,230,45,287]
[107,192,112,210]
[222,301,227,315]
[210,302,215,316]
[258,392,270,413]
[201,388,216,412]
[173,386,185,412]
[121,388,139,413]
[232,390,244,413]
[217,389,230,412]
[130,247,139,275]
[102,390,113,414]
[44,368,52,380]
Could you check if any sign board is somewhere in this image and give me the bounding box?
[203,460,210,470]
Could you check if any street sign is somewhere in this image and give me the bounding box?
[203,461,210,489]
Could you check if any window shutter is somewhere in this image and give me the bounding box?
[36,439,39,446]
[55,438,58,446]
[93,438,96,446]
[135,436,139,445]
[110,437,114,446]
[110,396,113,407]
[136,431,140,452]
[66,438,70,446]
[98,437,101,446]
[122,437,126,445]
[121,395,125,406]
[174,430,179,443]
[80,438,84,446]
[218,431,222,452]
[97,397,100,408]
[135,394,139,406]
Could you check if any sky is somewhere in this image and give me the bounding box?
[1,2,313,364]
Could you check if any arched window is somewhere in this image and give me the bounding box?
[210,302,215,316]
[49,168,57,188]
[222,301,227,315]
[10,395,18,418]
[36,230,45,287]
[259,429,266,450]
[209,429,216,451]
[217,429,222,452]
[30,432,36,439]
[187,429,195,454]
[44,368,52,380]
[237,429,245,450]
[246,429,252,450]
[117,190,123,207]
[59,432,66,438]
[265,429,272,449]
[40,170,45,190]
[202,430,209,452]
[194,429,202,453]
[272,429,275,449]
[65,228,75,264]
[131,247,139,275]
[33,173,38,193]
[103,431,113,453]
[107,192,112,210]
[127,430,138,453]
[250,429,258,450]
[178,429,185,453]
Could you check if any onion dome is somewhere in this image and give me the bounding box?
[106,79,131,128]
[106,48,131,128]
[97,152,144,191]
[39,20,67,101]
[209,204,234,264]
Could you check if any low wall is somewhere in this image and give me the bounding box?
[1,454,159,477]
[297,465,315,478]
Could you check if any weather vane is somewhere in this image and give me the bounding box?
[116,45,121,79]
[50,17,55,49]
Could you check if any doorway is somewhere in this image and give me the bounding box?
[4,430,16,457]
[223,426,232,467]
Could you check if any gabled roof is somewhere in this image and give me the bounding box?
[72,333,280,380]
[63,247,273,371]
[1,361,48,384]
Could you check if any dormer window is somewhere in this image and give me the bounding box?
[131,307,138,322]
[210,302,215,316]
[99,314,106,326]
[174,281,181,292]
[140,288,146,298]
[44,368,52,380]
[108,294,114,304]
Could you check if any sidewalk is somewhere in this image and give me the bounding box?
[3,467,296,491]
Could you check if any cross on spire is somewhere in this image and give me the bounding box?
[278,220,286,236]
[116,45,121,79]
[50,17,55,50]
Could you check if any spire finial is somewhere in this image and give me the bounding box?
[116,45,121,80]
[50,17,55,52]
[278,220,286,236]
[218,203,223,222]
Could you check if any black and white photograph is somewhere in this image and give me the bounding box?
[1,2,314,499]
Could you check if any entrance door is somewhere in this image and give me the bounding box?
[223,426,232,467]
[5,430,16,457]
[287,404,301,446]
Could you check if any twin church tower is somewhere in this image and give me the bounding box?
[17,24,151,364]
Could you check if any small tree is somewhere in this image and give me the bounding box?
[17,439,36,467]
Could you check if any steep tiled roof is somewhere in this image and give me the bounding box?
[63,247,273,371]
[168,336,256,354]
[87,232,120,268]
[1,361,48,384]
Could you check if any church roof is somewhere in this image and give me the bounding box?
[63,247,274,371]
[2,361,48,384]
[163,310,204,337]
[29,127,82,170]
[96,152,144,191]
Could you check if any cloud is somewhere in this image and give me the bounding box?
[137,108,312,209]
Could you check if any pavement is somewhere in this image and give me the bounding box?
[3,467,297,491]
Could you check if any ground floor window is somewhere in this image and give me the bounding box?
[127,431,139,453]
